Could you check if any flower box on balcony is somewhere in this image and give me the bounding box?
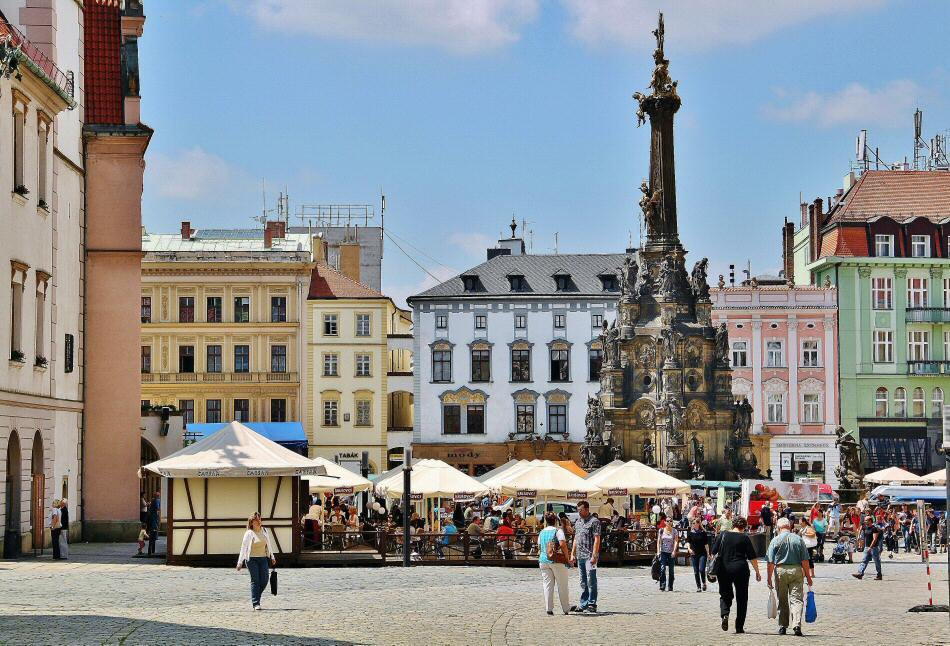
[10,349,25,363]
[34,355,48,368]
[13,185,29,197]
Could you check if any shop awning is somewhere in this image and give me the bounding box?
[187,422,308,455]
[685,480,742,490]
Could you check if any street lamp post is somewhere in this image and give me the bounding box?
[402,449,412,568]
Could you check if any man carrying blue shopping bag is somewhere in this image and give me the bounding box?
[805,587,817,623]
[766,518,814,636]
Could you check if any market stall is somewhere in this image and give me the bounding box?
[863,467,922,485]
[303,457,373,495]
[145,421,326,565]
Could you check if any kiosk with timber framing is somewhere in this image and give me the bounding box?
[145,421,327,565]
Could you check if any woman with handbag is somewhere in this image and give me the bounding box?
[712,516,761,634]
[655,520,679,592]
[236,513,277,611]
[798,517,818,572]
[537,512,571,615]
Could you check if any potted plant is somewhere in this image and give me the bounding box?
[35,355,48,368]
[13,185,29,197]
[10,349,25,362]
[37,199,49,211]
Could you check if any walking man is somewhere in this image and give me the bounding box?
[852,515,883,580]
[570,500,601,613]
[147,491,161,555]
[766,517,813,636]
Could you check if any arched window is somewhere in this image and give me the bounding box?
[874,387,888,417]
[912,387,926,417]
[893,387,906,417]
[933,387,944,419]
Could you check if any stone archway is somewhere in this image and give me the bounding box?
[4,431,22,557]
[30,433,44,550]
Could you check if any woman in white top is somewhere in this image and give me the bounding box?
[236,513,277,610]
[537,512,571,615]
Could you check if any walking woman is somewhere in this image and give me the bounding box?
[656,519,679,592]
[537,512,571,615]
[236,513,277,610]
[686,517,711,592]
[713,516,761,634]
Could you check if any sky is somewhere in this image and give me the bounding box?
[139,0,950,306]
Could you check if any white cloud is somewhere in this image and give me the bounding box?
[562,0,882,51]
[762,80,920,128]
[147,147,232,200]
[448,232,493,258]
[240,0,539,54]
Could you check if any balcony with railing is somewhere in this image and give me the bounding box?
[905,308,950,323]
[906,361,950,375]
[0,17,75,104]
[141,371,298,384]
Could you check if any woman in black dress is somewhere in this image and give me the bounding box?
[712,516,762,634]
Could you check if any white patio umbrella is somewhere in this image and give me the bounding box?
[376,459,489,500]
[586,459,691,496]
[479,459,533,490]
[492,460,602,500]
[863,466,922,485]
[922,469,946,485]
[303,457,373,494]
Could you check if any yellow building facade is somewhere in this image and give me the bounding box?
[140,225,313,438]
[305,264,412,475]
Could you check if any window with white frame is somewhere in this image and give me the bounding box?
[323,353,338,377]
[907,277,929,308]
[875,387,888,417]
[323,313,338,335]
[548,404,567,435]
[591,314,603,329]
[802,393,821,423]
[911,235,930,258]
[766,341,784,367]
[323,399,339,426]
[553,313,566,329]
[731,341,748,367]
[894,387,907,417]
[514,313,527,329]
[355,353,372,377]
[801,340,819,367]
[356,313,371,337]
[874,234,894,257]
[945,278,950,308]
[945,331,950,361]
[355,399,372,426]
[516,404,535,434]
[933,387,944,418]
[912,387,926,417]
[435,314,448,330]
[873,330,894,363]
[767,392,785,423]
[871,277,892,310]
[432,349,452,382]
[908,330,930,361]
[474,314,487,330]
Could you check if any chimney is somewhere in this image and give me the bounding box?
[264,225,273,249]
[339,243,361,282]
[782,220,795,282]
[273,220,286,239]
[800,202,808,229]
[813,197,824,226]
[311,235,328,264]
[808,204,819,264]
[180,221,192,240]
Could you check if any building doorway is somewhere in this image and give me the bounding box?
[30,433,45,550]
[140,438,160,503]
[4,431,22,557]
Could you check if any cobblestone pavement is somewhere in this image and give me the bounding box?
[0,542,948,645]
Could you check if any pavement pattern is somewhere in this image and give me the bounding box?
[0,541,948,645]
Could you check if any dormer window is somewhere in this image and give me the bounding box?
[462,274,480,292]
[599,274,618,292]
[552,271,572,292]
[508,274,527,292]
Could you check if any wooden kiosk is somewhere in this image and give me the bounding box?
[145,421,326,566]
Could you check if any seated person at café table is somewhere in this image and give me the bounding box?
[435,520,458,558]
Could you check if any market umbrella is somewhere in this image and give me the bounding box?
[376,459,489,500]
[492,460,601,500]
[302,457,372,494]
[862,466,922,485]
[922,469,946,485]
[475,459,525,483]
[554,460,588,478]
[479,459,533,490]
[586,459,691,496]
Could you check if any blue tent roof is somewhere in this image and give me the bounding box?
[186,422,308,454]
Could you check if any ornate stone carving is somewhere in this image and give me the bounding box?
[641,435,656,466]
[732,397,753,443]
[639,180,663,235]
[714,322,729,365]
[619,255,638,301]
[834,425,863,489]
[717,274,726,289]
[690,257,710,300]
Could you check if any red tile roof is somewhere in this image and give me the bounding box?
[823,226,869,257]
[307,264,385,300]
[83,2,123,125]
[829,170,950,223]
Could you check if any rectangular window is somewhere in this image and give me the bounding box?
[433,350,452,382]
[355,353,371,377]
[471,349,491,382]
[178,297,195,323]
[141,296,151,323]
[731,341,748,367]
[355,399,372,426]
[443,404,461,434]
[140,346,151,373]
[550,348,569,382]
[206,297,222,323]
[474,314,487,330]
[179,399,195,425]
[355,313,371,336]
[802,394,821,423]
[516,404,535,434]
[908,330,930,361]
[874,234,894,257]
[511,349,531,382]
[323,353,339,377]
[206,344,222,373]
[907,277,929,308]
[270,399,287,422]
[178,345,195,373]
[767,393,785,423]
[435,314,448,329]
[766,341,784,367]
[871,277,893,310]
[548,404,567,435]
[589,348,603,381]
[944,278,950,308]
[323,400,339,426]
[945,331,950,362]
[271,296,287,323]
[514,314,527,329]
[13,107,24,189]
[234,399,250,423]
[234,345,250,373]
[801,340,820,367]
[466,405,485,434]
[553,314,566,329]
[270,345,287,373]
[911,234,930,258]
[592,314,603,329]
[37,124,48,205]
[206,399,222,423]
[233,296,250,323]
[323,314,338,336]
[873,330,893,363]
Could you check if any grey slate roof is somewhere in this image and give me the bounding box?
[409,253,630,301]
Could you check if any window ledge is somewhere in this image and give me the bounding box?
[9,359,26,369]
[11,192,28,206]
[37,205,50,216]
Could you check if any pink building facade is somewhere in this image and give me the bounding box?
[712,286,841,486]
